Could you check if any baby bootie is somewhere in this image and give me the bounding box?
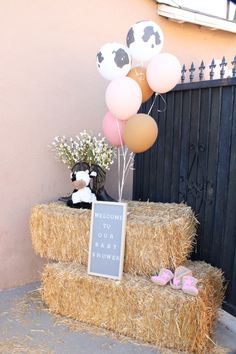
[151,268,174,286]
[182,275,198,296]
[170,266,192,290]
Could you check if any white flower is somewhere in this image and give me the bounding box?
[49,130,115,170]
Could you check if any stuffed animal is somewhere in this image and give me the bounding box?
[90,163,116,202]
[67,169,97,209]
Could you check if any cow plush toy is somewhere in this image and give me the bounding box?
[67,169,97,209]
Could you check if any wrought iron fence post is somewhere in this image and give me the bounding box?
[199,60,205,81]
[181,64,187,83]
[189,62,195,83]
[209,58,216,80]
[232,56,236,78]
[220,56,227,79]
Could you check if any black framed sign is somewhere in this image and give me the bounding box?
[88,201,127,280]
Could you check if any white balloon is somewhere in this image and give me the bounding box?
[126,20,164,62]
[96,42,132,81]
[147,53,181,94]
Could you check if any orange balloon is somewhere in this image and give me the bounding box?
[128,67,154,103]
[124,113,158,153]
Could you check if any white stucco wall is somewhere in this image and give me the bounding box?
[0,0,235,288]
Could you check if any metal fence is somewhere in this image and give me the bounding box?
[181,56,236,82]
[133,55,236,316]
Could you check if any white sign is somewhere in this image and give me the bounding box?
[88,201,127,280]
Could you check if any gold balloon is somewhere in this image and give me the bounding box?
[128,67,153,103]
[124,113,158,153]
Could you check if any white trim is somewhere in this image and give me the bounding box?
[218,309,236,334]
[157,3,236,34]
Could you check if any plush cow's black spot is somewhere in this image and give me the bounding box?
[97,51,104,68]
[126,27,135,47]
[112,49,129,68]
[142,26,161,46]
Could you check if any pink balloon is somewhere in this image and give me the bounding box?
[105,77,142,120]
[146,53,181,94]
[102,111,125,147]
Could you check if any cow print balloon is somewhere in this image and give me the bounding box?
[126,20,164,62]
[96,42,131,81]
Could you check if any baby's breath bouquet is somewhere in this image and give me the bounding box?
[50,131,115,170]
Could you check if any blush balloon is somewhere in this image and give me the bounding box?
[105,76,142,120]
[124,113,158,153]
[128,66,154,103]
[147,53,181,94]
[102,111,125,147]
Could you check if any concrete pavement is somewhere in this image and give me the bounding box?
[0,282,235,354]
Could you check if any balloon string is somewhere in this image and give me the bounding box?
[116,119,125,202]
[116,119,125,157]
[117,146,121,202]
[119,147,134,202]
[119,147,127,202]
[157,94,167,113]
[124,152,134,181]
[147,93,167,115]
[115,119,135,202]
[148,93,158,115]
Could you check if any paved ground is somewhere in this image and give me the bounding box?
[0,282,235,354]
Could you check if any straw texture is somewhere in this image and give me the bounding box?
[31,201,197,275]
[42,260,224,353]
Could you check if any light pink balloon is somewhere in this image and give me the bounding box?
[105,77,142,120]
[102,111,125,147]
[146,53,181,94]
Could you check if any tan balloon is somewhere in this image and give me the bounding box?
[124,113,158,153]
[128,67,153,103]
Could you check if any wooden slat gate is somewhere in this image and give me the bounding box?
[133,77,236,316]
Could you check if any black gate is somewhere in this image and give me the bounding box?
[133,63,236,316]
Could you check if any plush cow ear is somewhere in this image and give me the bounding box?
[70,172,76,182]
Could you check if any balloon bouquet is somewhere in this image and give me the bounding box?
[96,20,181,202]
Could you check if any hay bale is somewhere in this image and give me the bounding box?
[31,201,197,275]
[42,260,224,353]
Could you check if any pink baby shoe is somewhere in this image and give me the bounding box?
[182,275,198,296]
[170,266,193,290]
[151,268,174,286]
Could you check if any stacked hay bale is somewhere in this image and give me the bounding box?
[30,201,225,353]
[31,201,197,274]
